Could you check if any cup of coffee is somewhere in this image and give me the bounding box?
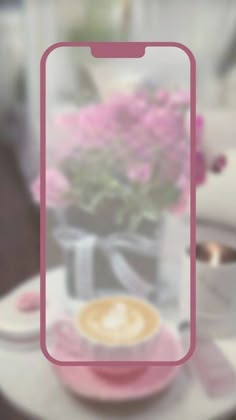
[73,295,161,374]
[180,241,236,338]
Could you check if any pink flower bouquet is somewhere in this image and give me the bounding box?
[31,88,226,229]
[32,88,191,229]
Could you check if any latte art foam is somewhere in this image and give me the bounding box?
[77,296,160,345]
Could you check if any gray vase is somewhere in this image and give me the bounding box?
[53,205,166,313]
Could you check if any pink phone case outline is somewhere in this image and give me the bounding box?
[40,42,196,366]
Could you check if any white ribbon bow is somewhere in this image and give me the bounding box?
[56,227,158,300]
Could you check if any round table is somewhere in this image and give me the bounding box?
[0,267,236,420]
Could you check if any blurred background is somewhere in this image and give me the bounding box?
[0,0,236,419]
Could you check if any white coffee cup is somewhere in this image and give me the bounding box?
[74,295,161,365]
[180,242,236,337]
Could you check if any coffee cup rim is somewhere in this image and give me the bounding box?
[73,294,162,348]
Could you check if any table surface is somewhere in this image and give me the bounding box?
[0,267,236,420]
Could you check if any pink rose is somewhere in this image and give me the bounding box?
[211,155,227,173]
[31,168,70,208]
[127,163,152,183]
[142,107,185,145]
[155,89,169,104]
[170,91,190,108]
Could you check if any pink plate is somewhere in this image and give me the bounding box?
[52,326,182,402]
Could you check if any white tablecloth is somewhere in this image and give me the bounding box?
[0,268,236,420]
